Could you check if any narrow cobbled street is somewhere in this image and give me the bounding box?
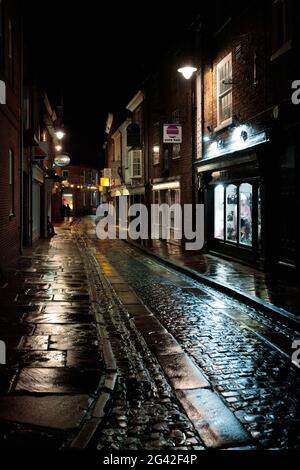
[2,217,297,450]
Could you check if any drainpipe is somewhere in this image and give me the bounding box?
[19,1,24,254]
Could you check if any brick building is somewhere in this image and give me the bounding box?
[104,0,300,272]
[0,0,21,268]
[195,0,300,272]
[145,62,194,243]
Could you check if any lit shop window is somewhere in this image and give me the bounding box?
[239,183,252,246]
[214,183,254,248]
[226,184,238,243]
[258,186,262,245]
[214,184,224,240]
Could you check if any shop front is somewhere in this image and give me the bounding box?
[197,149,265,267]
[151,179,181,243]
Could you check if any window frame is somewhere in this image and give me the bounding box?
[216,52,233,129]
[130,149,142,179]
[213,181,255,250]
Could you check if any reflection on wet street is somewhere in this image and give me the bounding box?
[78,218,300,450]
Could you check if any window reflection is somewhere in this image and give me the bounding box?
[239,183,252,246]
[226,184,237,242]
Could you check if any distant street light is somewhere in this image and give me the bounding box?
[55,130,65,140]
[177,65,197,80]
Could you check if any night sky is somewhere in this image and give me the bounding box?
[24,1,201,168]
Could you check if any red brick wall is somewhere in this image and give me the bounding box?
[147,66,193,207]
[0,0,21,267]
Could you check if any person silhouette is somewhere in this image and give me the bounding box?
[66,204,71,218]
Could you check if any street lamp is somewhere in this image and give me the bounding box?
[55,130,65,140]
[55,144,62,152]
[177,65,197,80]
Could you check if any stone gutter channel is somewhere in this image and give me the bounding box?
[71,225,256,450]
[69,229,118,449]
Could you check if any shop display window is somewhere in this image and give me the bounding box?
[214,182,255,249]
[226,184,238,243]
[239,183,252,246]
[214,185,224,239]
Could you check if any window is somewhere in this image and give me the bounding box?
[214,185,224,239]
[217,53,232,127]
[226,184,237,242]
[171,109,180,124]
[24,87,31,130]
[8,18,13,83]
[62,170,69,180]
[258,186,262,245]
[9,149,14,216]
[239,183,252,246]
[0,0,3,70]
[271,0,292,57]
[214,182,254,248]
[163,148,169,171]
[153,122,160,165]
[130,150,142,178]
[172,143,181,160]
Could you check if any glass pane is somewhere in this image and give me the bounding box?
[239,183,252,246]
[226,184,237,242]
[214,185,224,239]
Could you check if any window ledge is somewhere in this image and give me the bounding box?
[271,40,292,62]
[214,117,233,133]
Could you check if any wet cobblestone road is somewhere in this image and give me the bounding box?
[78,217,300,450]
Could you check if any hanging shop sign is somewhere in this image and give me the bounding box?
[32,142,49,161]
[100,177,110,187]
[163,124,182,143]
[54,153,71,167]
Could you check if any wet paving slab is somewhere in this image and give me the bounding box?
[0,395,92,430]
[49,335,99,351]
[23,312,93,324]
[14,368,101,394]
[0,226,104,447]
[8,350,66,368]
[34,323,96,336]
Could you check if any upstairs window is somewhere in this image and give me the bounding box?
[152,122,160,165]
[217,53,232,127]
[130,150,142,178]
[0,0,3,71]
[271,0,292,58]
[8,18,13,83]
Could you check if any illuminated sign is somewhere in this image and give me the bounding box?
[54,154,71,167]
[163,124,182,143]
[100,177,110,187]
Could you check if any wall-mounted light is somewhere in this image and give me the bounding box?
[55,144,62,152]
[203,135,211,143]
[177,66,197,80]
